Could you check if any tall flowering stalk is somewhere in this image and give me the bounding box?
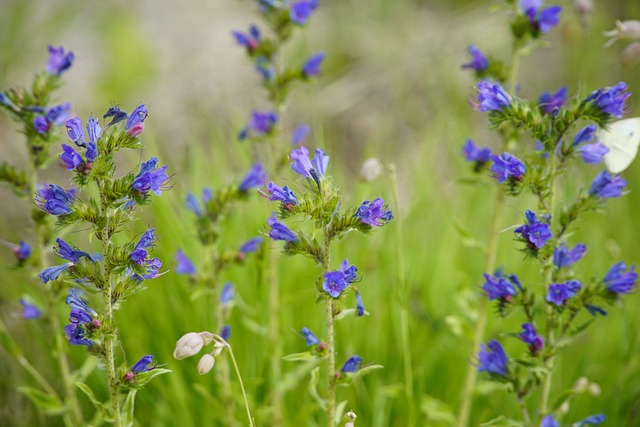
[265,146,391,425]
[460,7,635,422]
[0,46,84,425]
[37,104,170,426]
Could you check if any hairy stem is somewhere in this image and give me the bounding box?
[322,234,336,427]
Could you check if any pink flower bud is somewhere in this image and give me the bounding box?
[128,121,145,137]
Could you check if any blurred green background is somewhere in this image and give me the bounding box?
[1,0,640,425]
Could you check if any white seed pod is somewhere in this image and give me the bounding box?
[574,376,589,393]
[197,353,216,375]
[604,20,640,46]
[559,400,570,415]
[173,332,205,360]
[588,382,601,397]
[359,158,384,182]
[621,41,640,67]
[212,343,225,357]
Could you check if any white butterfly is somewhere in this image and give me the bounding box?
[599,118,640,174]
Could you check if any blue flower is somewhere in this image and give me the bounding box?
[482,272,520,300]
[585,304,607,317]
[220,325,231,341]
[239,237,263,254]
[585,82,630,118]
[547,280,581,306]
[302,52,325,77]
[579,143,609,164]
[87,116,102,145]
[261,182,299,207]
[238,111,278,141]
[575,414,605,426]
[572,124,597,146]
[355,291,365,317]
[520,1,562,33]
[322,260,358,298]
[292,124,310,145]
[64,288,97,346]
[462,139,492,164]
[20,299,41,320]
[239,162,267,192]
[461,45,488,72]
[267,213,298,242]
[520,323,544,354]
[538,86,567,115]
[130,229,156,264]
[290,0,318,25]
[54,238,91,263]
[540,415,559,427]
[46,103,72,125]
[472,80,512,112]
[33,116,50,134]
[232,25,261,51]
[13,241,31,262]
[588,170,626,199]
[35,184,76,215]
[490,152,526,183]
[60,144,84,170]
[553,243,586,269]
[220,282,235,305]
[103,106,128,126]
[132,157,171,196]
[354,198,393,227]
[300,327,320,346]
[46,45,75,75]
[341,355,363,373]
[66,288,98,317]
[125,104,148,130]
[64,324,93,346]
[175,249,196,275]
[290,146,329,178]
[515,210,552,248]
[131,355,155,373]
[604,262,637,294]
[185,193,202,216]
[478,340,508,376]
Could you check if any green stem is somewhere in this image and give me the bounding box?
[216,278,237,427]
[267,245,283,426]
[225,344,255,427]
[321,234,336,427]
[388,164,415,426]
[518,394,532,425]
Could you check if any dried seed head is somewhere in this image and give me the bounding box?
[359,158,384,182]
[197,353,216,375]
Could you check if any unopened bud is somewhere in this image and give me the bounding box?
[604,20,640,45]
[197,353,216,375]
[574,0,593,17]
[173,331,213,360]
[212,343,225,357]
[128,122,145,137]
[588,382,601,396]
[559,400,570,415]
[621,41,640,67]
[574,376,589,393]
[359,158,384,182]
[345,411,357,420]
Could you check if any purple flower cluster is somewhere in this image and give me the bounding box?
[64,289,98,346]
[267,213,298,242]
[102,104,148,136]
[589,170,626,199]
[290,146,329,178]
[322,260,358,298]
[130,229,162,280]
[472,80,512,112]
[515,210,552,249]
[290,0,319,25]
[36,184,76,215]
[461,45,488,72]
[520,323,544,354]
[519,0,562,33]
[604,262,637,294]
[46,45,75,76]
[463,139,492,165]
[553,242,586,269]
[261,182,300,208]
[33,103,72,134]
[477,340,508,376]
[585,82,630,118]
[39,238,92,284]
[538,86,567,115]
[482,271,521,300]
[233,25,261,52]
[490,152,526,183]
[132,157,171,196]
[546,280,581,306]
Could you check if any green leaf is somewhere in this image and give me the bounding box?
[307,367,327,409]
[335,308,369,320]
[479,415,526,427]
[134,368,171,388]
[122,389,137,427]
[75,382,103,409]
[17,386,66,415]
[278,359,323,393]
[350,364,384,380]
[420,394,456,426]
[282,352,315,362]
[335,400,348,425]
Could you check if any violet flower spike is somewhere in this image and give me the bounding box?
[132,157,171,196]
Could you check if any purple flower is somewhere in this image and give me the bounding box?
[301,327,320,346]
[585,304,607,317]
[64,288,97,346]
[520,1,562,33]
[553,243,586,269]
[46,103,72,125]
[66,288,98,317]
[482,272,520,300]
[60,144,84,170]
[64,324,93,346]
[579,143,609,164]
[477,340,508,376]
[66,117,85,144]
[588,170,626,199]
[572,124,597,146]
[354,198,393,227]
[255,57,276,81]
[232,25,261,51]
[267,213,298,242]
[290,0,318,25]
[130,229,156,264]
[302,52,325,77]
[131,355,155,373]
[185,189,212,216]
[604,262,637,294]
[239,162,267,192]
[132,157,171,196]
[292,125,310,145]
[175,250,196,275]
[540,415,559,427]
[290,146,330,178]
[33,116,50,134]
[20,299,41,320]
[35,184,76,215]
[547,280,581,305]
[46,45,75,75]
[520,323,544,354]
[515,210,552,248]
[341,355,363,373]
[472,80,512,112]
[261,182,299,207]
[240,237,263,254]
[239,111,278,141]
[461,45,489,72]
[103,106,128,126]
[87,116,102,144]
[13,241,31,262]
[490,152,526,183]
[355,290,365,316]
[39,263,72,283]
[462,139,492,164]
[125,104,148,130]
[576,414,606,426]
[220,282,234,305]
[538,86,567,115]
[220,325,231,341]
[54,238,91,263]
[322,260,358,298]
[585,82,630,118]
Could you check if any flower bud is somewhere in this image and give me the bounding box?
[620,41,640,67]
[345,411,357,421]
[574,376,589,392]
[604,20,640,43]
[559,400,570,415]
[197,353,216,375]
[128,122,145,137]
[588,382,601,396]
[173,332,211,360]
[359,158,383,182]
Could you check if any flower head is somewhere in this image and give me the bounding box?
[290,0,318,25]
[300,327,320,346]
[547,280,581,305]
[290,146,329,178]
[233,25,261,51]
[341,355,363,373]
[472,80,512,112]
[514,210,552,248]
[354,198,393,227]
[355,290,365,317]
[239,111,278,141]
[125,104,148,131]
[604,262,637,294]
[54,238,91,263]
[130,229,156,264]
[588,170,626,199]
[175,249,196,275]
[103,105,129,126]
[585,82,630,118]
[38,263,73,283]
[322,260,358,298]
[490,152,526,183]
[64,288,97,346]
[20,299,41,320]
[267,213,298,242]
[520,323,544,354]
[239,163,267,192]
[462,139,492,164]
[579,143,609,164]
[131,355,155,373]
[13,241,31,263]
[478,340,508,376]
[520,1,562,33]
[572,124,597,146]
[538,86,567,115]
[173,332,210,360]
[553,243,586,269]
[35,184,76,215]
[261,182,299,207]
[302,52,325,77]
[461,45,489,72]
[482,272,520,300]
[132,157,171,196]
[46,45,75,75]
